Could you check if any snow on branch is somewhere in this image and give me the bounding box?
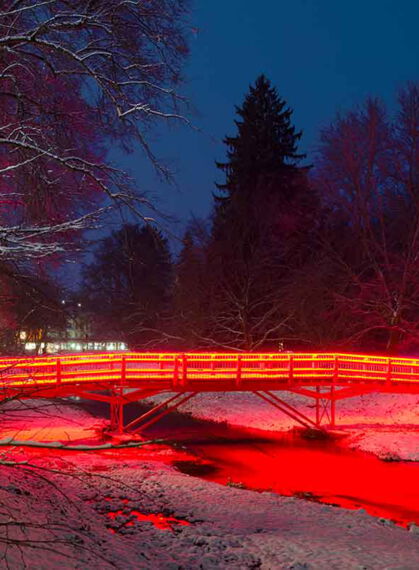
[0,0,190,260]
[0,207,109,260]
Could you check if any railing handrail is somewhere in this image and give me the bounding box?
[2,352,419,392]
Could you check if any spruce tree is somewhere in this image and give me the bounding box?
[214,74,305,238]
[207,75,309,350]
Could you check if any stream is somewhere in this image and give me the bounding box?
[82,399,419,528]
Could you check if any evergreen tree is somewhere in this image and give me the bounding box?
[214,74,305,243]
[217,75,303,188]
[207,75,311,350]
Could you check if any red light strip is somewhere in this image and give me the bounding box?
[2,352,419,393]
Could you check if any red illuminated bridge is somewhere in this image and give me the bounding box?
[1,351,419,434]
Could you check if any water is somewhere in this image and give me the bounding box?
[83,400,419,528]
[173,430,419,527]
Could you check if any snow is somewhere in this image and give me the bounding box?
[0,398,107,443]
[145,390,419,460]
[0,394,419,568]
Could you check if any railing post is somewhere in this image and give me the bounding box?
[121,355,126,385]
[173,356,179,388]
[386,358,392,385]
[333,355,339,382]
[56,358,61,384]
[182,353,187,387]
[236,354,242,388]
[330,355,338,428]
[289,354,294,383]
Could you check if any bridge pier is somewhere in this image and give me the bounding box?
[315,386,336,428]
[110,393,124,434]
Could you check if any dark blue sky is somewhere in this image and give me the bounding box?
[116,0,419,239]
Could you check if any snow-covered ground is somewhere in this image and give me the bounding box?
[0,395,419,568]
[145,390,419,461]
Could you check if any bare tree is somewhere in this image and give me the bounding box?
[0,0,190,260]
[313,84,419,352]
[82,223,173,349]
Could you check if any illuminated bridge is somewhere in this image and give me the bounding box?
[1,352,419,434]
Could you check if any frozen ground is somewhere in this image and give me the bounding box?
[145,390,419,461]
[0,396,419,568]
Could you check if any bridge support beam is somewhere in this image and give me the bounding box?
[253,389,338,429]
[108,390,198,435]
[107,392,198,435]
[253,391,320,430]
[125,392,197,434]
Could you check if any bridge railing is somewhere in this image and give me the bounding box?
[1,352,419,392]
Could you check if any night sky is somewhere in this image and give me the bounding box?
[115,0,419,238]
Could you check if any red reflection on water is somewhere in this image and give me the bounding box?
[185,434,419,528]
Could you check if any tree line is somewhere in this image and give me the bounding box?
[83,76,419,355]
[0,0,416,355]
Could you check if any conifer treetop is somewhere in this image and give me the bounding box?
[216,74,305,195]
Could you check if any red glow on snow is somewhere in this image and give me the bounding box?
[106,509,190,531]
[3,351,419,531]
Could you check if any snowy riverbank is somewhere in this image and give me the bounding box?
[1,397,419,568]
[145,390,419,461]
